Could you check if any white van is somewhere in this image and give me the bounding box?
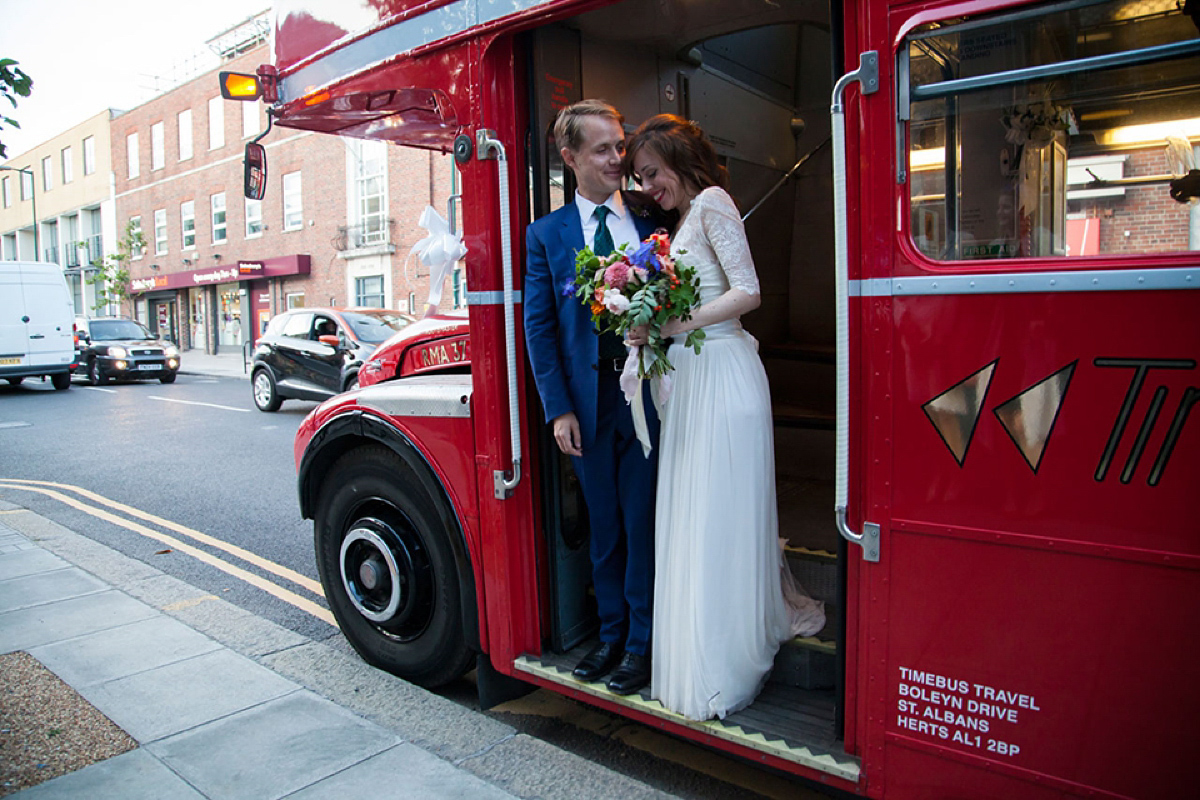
[0,261,75,390]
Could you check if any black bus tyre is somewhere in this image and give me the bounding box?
[314,444,472,688]
[51,372,70,390]
[252,369,282,411]
[88,359,108,386]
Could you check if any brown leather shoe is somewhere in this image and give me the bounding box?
[573,641,622,682]
[606,652,650,695]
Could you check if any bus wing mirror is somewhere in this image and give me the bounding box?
[244,143,267,201]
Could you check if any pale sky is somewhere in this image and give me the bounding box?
[0,0,267,161]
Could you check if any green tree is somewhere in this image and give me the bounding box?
[0,58,32,159]
[87,221,146,315]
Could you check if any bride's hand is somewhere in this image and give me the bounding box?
[660,318,687,337]
[625,324,649,347]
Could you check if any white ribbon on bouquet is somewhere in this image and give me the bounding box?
[619,346,672,458]
[405,205,467,316]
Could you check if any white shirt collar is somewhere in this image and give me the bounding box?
[575,190,626,225]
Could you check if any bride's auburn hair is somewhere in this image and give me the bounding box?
[624,114,730,196]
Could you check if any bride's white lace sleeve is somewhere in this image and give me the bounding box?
[700,188,760,295]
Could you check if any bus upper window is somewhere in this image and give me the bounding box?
[905,0,1200,261]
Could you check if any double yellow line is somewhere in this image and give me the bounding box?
[0,478,334,626]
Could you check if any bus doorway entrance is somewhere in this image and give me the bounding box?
[522,0,849,769]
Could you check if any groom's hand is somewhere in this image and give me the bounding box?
[552,412,583,457]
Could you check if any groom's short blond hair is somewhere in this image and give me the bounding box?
[553,100,624,153]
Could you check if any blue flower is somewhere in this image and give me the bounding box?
[561,279,576,297]
[628,239,658,272]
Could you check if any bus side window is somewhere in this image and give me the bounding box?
[905,0,1200,262]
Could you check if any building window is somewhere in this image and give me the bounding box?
[211,192,226,243]
[351,139,387,245]
[61,146,73,184]
[286,292,305,309]
[242,102,259,138]
[181,201,195,249]
[126,133,139,179]
[178,109,193,161]
[20,170,32,200]
[208,96,224,150]
[154,209,168,255]
[41,156,52,191]
[407,292,416,314]
[1,177,9,208]
[129,216,143,259]
[245,197,262,237]
[283,171,302,231]
[83,136,96,175]
[354,275,385,307]
[151,122,164,170]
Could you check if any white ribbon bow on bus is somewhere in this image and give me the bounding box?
[406,206,467,316]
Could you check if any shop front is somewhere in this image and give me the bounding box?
[129,254,310,354]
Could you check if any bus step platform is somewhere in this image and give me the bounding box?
[774,635,836,690]
[514,650,860,783]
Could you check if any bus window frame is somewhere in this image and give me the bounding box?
[893,0,1200,272]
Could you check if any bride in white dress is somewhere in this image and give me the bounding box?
[625,115,823,721]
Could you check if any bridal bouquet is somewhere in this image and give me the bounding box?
[572,230,705,379]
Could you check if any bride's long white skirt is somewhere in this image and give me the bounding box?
[650,329,791,721]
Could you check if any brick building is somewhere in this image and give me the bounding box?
[111,22,459,354]
[1066,146,1199,256]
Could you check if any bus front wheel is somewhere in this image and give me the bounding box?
[314,444,472,688]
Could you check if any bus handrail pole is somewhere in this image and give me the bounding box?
[477,130,522,499]
[831,52,881,562]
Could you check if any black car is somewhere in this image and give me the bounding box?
[250,307,413,412]
[74,317,180,385]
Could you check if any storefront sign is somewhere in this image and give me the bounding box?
[129,255,311,294]
[130,275,170,292]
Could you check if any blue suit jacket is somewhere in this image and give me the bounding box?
[524,195,659,448]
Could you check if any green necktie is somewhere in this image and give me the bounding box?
[593,205,615,257]
[592,205,626,360]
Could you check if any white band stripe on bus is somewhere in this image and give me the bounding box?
[850,267,1197,297]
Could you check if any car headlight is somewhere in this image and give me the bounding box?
[108,346,128,358]
[164,346,179,358]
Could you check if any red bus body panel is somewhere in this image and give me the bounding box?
[277,0,1198,795]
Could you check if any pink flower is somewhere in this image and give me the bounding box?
[604,261,631,290]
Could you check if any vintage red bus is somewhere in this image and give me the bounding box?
[226,0,1199,796]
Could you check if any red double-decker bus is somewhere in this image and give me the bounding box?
[225,1,1199,796]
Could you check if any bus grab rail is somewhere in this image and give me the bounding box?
[476,129,523,499]
[831,52,881,563]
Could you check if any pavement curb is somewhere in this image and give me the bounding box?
[0,503,681,800]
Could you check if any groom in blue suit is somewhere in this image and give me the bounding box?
[524,100,661,695]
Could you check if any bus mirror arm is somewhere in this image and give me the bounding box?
[475,129,523,499]
[831,51,881,563]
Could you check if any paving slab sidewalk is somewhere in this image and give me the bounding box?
[0,503,677,800]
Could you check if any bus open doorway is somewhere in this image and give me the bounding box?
[518,0,855,780]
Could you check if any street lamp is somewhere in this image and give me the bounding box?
[0,165,38,260]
